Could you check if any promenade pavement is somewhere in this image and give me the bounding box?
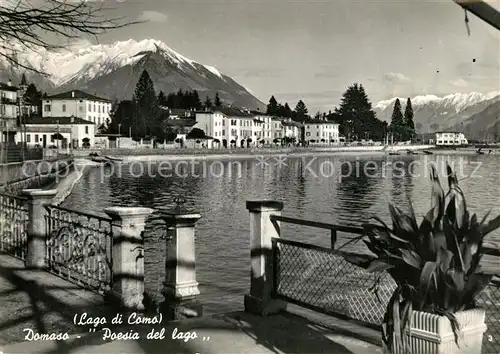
[0,253,382,354]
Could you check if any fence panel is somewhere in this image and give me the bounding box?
[0,193,29,260]
[272,237,500,353]
[44,205,113,294]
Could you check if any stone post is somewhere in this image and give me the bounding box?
[160,198,202,320]
[22,188,57,269]
[245,200,287,316]
[104,206,154,310]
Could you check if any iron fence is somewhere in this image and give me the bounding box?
[44,204,113,294]
[270,214,500,353]
[0,192,29,260]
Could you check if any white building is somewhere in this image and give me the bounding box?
[435,132,468,147]
[0,81,20,140]
[1,78,37,143]
[43,90,112,128]
[304,121,340,144]
[281,118,301,140]
[195,107,262,147]
[15,116,95,148]
[195,107,303,147]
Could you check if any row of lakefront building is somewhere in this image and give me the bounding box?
[1,78,468,151]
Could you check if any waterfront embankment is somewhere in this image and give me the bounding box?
[0,156,74,194]
[74,145,434,163]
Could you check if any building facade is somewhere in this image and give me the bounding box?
[43,90,112,128]
[304,121,340,144]
[16,116,96,148]
[195,108,302,147]
[435,132,468,147]
[1,78,37,143]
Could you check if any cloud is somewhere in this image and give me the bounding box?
[449,78,469,88]
[138,10,168,23]
[383,72,411,84]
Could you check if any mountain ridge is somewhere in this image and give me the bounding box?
[374,91,500,133]
[0,39,266,110]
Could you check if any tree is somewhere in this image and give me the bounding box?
[403,97,415,141]
[23,83,42,115]
[430,123,440,132]
[334,83,385,141]
[294,100,309,122]
[266,96,279,115]
[389,98,404,140]
[0,0,132,72]
[133,70,158,138]
[157,91,167,106]
[186,128,206,140]
[214,92,222,107]
[204,96,212,109]
[314,111,321,120]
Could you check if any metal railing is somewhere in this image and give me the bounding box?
[270,214,500,353]
[44,205,113,294]
[0,192,29,260]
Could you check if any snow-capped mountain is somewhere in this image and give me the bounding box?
[0,39,265,110]
[374,92,500,132]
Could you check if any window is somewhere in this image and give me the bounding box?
[93,104,96,112]
[317,132,320,137]
[50,135,55,142]
[35,134,39,142]
[27,135,31,142]
[306,132,311,137]
[62,104,66,112]
[44,105,51,112]
[88,104,92,112]
[98,106,101,114]
[85,126,89,134]
[222,130,225,135]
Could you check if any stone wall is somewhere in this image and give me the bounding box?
[0,157,74,194]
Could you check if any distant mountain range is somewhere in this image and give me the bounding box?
[374,92,500,140]
[0,39,266,111]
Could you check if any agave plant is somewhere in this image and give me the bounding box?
[341,164,500,353]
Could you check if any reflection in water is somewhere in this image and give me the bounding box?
[335,158,379,224]
[62,154,500,314]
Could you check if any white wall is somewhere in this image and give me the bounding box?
[42,98,112,127]
[305,123,339,143]
[435,132,468,146]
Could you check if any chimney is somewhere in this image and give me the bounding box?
[71,91,75,98]
[7,79,11,87]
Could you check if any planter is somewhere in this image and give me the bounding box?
[394,308,486,354]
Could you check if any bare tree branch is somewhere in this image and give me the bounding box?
[0,0,141,75]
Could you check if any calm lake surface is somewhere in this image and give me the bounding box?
[63,153,500,314]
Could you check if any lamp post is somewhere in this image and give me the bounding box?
[118,123,121,148]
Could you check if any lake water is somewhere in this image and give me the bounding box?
[63,153,500,314]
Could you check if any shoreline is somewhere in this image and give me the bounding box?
[51,166,85,206]
[74,145,435,162]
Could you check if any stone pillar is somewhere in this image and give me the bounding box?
[104,206,154,310]
[160,199,202,320]
[22,189,57,269]
[245,200,287,316]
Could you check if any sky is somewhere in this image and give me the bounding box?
[57,0,500,111]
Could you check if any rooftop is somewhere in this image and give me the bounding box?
[165,118,197,127]
[26,116,94,125]
[46,90,112,103]
[304,120,339,125]
[0,82,19,92]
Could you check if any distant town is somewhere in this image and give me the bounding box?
[0,70,487,154]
